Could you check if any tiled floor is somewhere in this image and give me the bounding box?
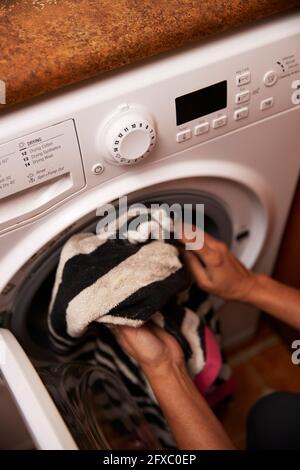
[217,317,300,449]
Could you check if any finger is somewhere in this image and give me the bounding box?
[180,224,216,257]
[181,225,226,269]
[201,231,222,249]
[150,323,182,351]
[112,325,137,345]
[183,251,209,287]
[180,224,204,247]
[181,223,224,250]
[149,323,171,341]
[183,237,214,266]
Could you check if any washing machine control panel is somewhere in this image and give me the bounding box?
[99,106,157,165]
[0,120,85,232]
[173,53,300,147]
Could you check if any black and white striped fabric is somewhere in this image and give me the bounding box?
[48,208,224,448]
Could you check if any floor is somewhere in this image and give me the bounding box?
[217,316,300,449]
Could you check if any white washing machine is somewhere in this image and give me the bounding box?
[0,10,299,450]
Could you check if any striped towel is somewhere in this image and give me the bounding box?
[48,208,233,449]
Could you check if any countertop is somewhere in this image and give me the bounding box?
[1,0,300,110]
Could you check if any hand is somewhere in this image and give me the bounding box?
[181,227,257,302]
[114,323,185,375]
[115,323,234,450]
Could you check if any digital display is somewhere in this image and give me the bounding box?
[175,81,227,126]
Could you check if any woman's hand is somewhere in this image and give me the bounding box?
[181,227,257,302]
[114,323,185,376]
[114,322,234,450]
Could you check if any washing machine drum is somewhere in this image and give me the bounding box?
[136,190,232,243]
[9,189,232,449]
[11,189,232,354]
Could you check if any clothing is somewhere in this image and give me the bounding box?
[247,392,300,449]
[48,207,233,447]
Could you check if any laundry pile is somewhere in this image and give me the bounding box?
[48,207,234,448]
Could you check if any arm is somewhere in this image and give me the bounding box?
[182,229,300,331]
[144,361,234,450]
[115,325,234,450]
[243,274,300,330]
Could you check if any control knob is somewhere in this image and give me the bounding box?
[103,108,157,165]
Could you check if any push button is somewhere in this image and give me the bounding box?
[291,80,300,105]
[235,90,250,104]
[260,97,274,110]
[194,122,210,135]
[212,115,227,129]
[92,163,104,175]
[176,129,192,143]
[236,71,251,86]
[234,107,249,121]
[263,70,277,87]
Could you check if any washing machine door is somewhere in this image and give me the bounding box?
[0,327,165,451]
[0,328,77,450]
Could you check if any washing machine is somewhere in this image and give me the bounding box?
[0,10,299,450]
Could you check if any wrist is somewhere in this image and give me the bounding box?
[141,358,187,382]
[241,272,268,304]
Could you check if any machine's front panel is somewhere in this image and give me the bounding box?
[0,11,299,235]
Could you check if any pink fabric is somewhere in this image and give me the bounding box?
[194,327,222,394]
